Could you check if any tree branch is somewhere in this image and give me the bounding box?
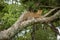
[40,6,60,9]
[44,7,60,17]
[0,10,60,40]
[48,23,59,35]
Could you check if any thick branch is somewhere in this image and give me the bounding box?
[0,10,60,40]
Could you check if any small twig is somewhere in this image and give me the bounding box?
[40,6,60,9]
[48,23,60,35]
[43,7,60,17]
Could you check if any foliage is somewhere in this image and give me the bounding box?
[0,4,25,30]
[20,0,60,11]
[0,0,60,40]
[35,27,56,40]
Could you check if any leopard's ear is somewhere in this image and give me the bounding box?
[37,10,42,15]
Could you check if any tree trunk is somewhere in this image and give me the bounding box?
[31,24,37,40]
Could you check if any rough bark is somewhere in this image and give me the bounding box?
[0,10,60,40]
